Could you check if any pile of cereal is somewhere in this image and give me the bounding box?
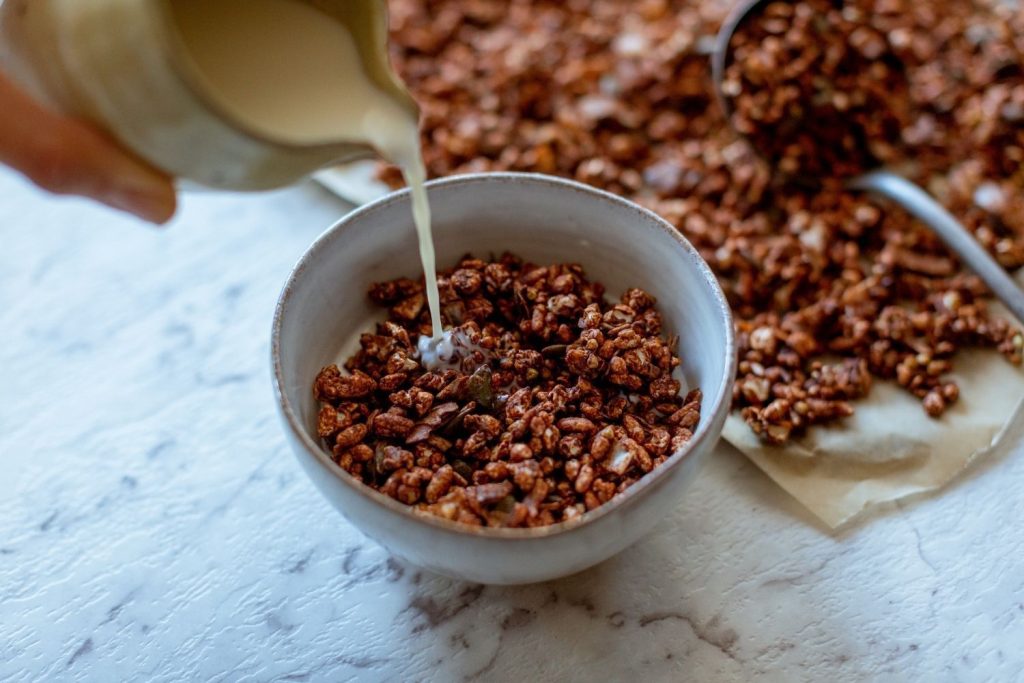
[721,0,911,178]
[381,0,1024,443]
[314,254,701,527]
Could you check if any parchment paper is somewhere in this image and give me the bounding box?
[723,348,1024,528]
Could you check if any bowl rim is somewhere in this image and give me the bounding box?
[271,171,737,540]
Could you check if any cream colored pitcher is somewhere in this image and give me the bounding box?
[0,0,418,189]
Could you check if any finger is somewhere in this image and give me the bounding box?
[0,71,177,224]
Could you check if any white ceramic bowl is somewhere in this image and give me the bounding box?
[272,173,736,585]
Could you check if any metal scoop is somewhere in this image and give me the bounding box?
[710,0,1024,323]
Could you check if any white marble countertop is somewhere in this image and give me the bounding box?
[2,166,1023,682]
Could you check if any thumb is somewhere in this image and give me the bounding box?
[0,70,177,224]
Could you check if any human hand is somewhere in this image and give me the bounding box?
[0,69,177,224]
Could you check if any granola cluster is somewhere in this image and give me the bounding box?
[314,255,701,527]
[382,0,1024,443]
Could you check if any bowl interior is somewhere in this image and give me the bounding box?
[275,173,734,525]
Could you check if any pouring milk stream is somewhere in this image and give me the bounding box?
[0,0,448,348]
[168,0,445,345]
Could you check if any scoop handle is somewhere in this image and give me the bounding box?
[850,169,1024,324]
